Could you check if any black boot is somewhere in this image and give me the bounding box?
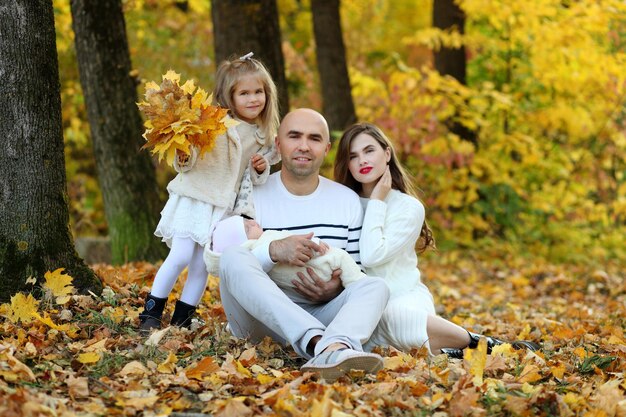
[170,300,196,328]
[442,331,540,359]
[138,294,167,335]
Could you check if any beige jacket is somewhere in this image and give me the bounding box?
[167,118,279,216]
[204,230,365,289]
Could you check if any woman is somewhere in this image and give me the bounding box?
[334,122,539,357]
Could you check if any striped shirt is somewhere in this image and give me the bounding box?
[252,172,363,272]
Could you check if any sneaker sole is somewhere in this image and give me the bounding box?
[302,354,383,382]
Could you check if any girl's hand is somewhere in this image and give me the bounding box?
[176,149,191,166]
[251,154,267,174]
[371,166,392,201]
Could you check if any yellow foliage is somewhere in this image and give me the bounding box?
[44,268,74,304]
[465,337,487,385]
[137,71,236,166]
[1,293,39,324]
[77,352,101,364]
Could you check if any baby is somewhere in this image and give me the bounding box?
[204,215,365,289]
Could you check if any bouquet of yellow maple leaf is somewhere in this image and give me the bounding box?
[137,70,238,167]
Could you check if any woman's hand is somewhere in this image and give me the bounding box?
[371,166,391,201]
[251,154,267,174]
[292,268,343,303]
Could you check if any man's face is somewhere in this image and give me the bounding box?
[275,111,331,179]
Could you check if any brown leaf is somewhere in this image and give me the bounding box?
[215,398,253,417]
[185,356,220,380]
[239,347,257,367]
[67,375,89,399]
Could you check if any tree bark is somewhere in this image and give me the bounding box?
[211,0,289,118]
[0,0,102,301]
[70,0,167,264]
[311,0,356,133]
[433,0,476,145]
[433,0,467,85]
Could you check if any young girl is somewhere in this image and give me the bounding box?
[139,53,280,333]
[334,123,540,357]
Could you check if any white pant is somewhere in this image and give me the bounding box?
[219,247,390,359]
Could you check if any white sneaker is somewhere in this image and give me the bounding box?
[301,348,383,381]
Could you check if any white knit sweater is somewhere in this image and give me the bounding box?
[166,118,278,215]
[359,189,431,296]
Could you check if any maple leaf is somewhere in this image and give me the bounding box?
[137,71,237,166]
[186,356,220,380]
[465,336,487,386]
[44,268,74,304]
[32,312,79,338]
[157,351,178,374]
[1,293,39,324]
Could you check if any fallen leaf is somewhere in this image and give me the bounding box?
[465,337,487,386]
[2,293,38,324]
[145,326,171,346]
[118,361,149,377]
[185,356,220,380]
[67,375,89,399]
[215,398,253,417]
[157,351,178,374]
[0,344,36,382]
[517,364,542,383]
[77,352,101,364]
[44,268,75,304]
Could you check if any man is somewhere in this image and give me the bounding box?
[219,108,390,381]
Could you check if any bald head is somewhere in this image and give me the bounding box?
[278,108,330,142]
[275,108,332,193]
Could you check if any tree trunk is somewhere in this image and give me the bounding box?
[70,0,167,264]
[311,0,356,133]
[0,0,102,301]
[433,0,467,85]
[211,0,289,118]
[433,0,476,145]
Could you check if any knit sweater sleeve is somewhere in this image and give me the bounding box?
[359,192,424,268]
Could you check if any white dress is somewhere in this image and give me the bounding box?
[155,121,263,248]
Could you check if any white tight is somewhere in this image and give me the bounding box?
[150,237,208,306]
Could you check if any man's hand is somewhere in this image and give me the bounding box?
[251,154,267,174]
[293,268,343,303]
[269,233,323,266]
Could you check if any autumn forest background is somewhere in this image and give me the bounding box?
[0,0,625,416]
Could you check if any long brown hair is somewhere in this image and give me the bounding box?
[214,55,279,144]
[334,123,435,253]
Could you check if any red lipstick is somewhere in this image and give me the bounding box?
[359,167,373,174]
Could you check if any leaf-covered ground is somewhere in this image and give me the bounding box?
[1,253,624,416]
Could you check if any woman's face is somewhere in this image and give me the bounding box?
[347,133,391,186]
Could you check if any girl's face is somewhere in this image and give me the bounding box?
[348,133,391,186]
[232,74,266,124]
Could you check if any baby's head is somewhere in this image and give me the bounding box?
[212,215,263,253]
